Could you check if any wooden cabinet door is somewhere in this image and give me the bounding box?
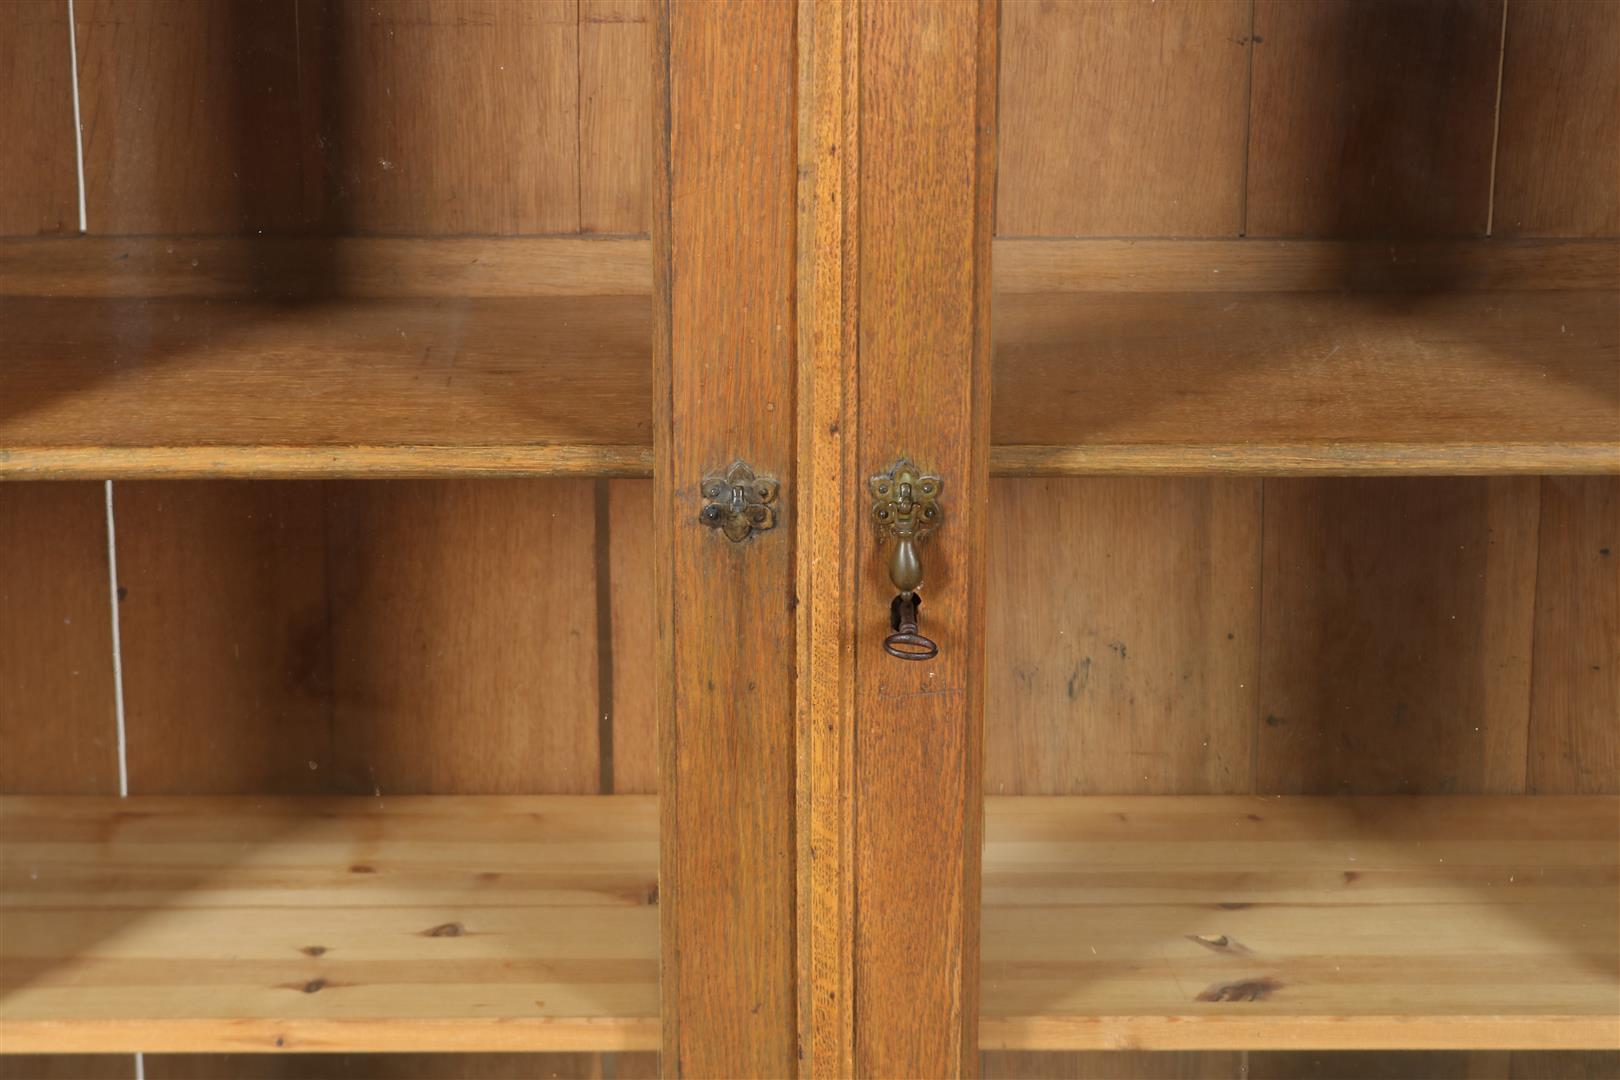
[796,2,997,1076]
[655,1,995,1076]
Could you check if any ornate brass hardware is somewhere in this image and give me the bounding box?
[870,460,942,661]
[700,460,778,542]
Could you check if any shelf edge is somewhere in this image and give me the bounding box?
[0,445,656,480]
[991,442,1620,477]
[980,1015,1620,1052]
[0,1018,662,1056]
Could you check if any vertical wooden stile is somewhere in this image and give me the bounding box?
[798,2,999,1075]
[796,1,861,1074]
[654,2,800,1076]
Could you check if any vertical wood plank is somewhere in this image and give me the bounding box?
[0,484,117,794]
[580,0,653,234]
[608,479,656,794]
[1246,0,1502,237]
[1493,0,1620,237]
[114,482,332,795]
[986,479,1260,796]
[1256,478,1540,795]
[324,480,601,796]
[1528,478,1619,795]
[833,2,997,1074]
[0,0,78,236]
[997,0,1250,237]
[982,1052,1245,1080]
[1247,1051,1509,1079]
[73,0,312,234]
[0,1057,132,1080]
[326,0,580,235]
[654,2,799,1074]
[1509,1052,1620,1080]
[611,1054,662,1080]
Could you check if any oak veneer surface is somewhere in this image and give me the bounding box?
[5,795,1613,1055]
[652,2,800,1074]
[0,485,119,795]
[6,239,1614,479]
[7,256,1614,480]
[0,295,652,478]
[0,2,77,238]
[1494,0,1620,238]
[994,289,1619,475]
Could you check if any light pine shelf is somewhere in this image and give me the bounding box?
[0,795,662,1054]
[1,238,1615,479]
[3,794,1615,1054]
[983,795,1620,1052]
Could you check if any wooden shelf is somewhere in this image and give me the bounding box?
[0,795,661,1054]
[983,795,1620,1051]
[4,794,1615,1054]
[0,295,653,479]
[993,288,1618,475]
[3,237,1614,479]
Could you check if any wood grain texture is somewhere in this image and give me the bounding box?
[606,480,655,795]
[73,0,313,234]
[1256,479,1541,796]
[1493,0,1620,238]
[4,447,654,483]
[0,295,652,470]
[997,0,1249,238]
[1246,1051,1508,1079]
[0,1,78,237]
[653,3,798,1074]
[795,0,860,1072]
[993,238,1620,294]
[1529,478,1620,796]
[67,0,655,238]
[1246,0,1503,238]
[7,239,1613,481]
[580,0,653,235]
[982,1052,1243,1079]
[986,479,1260,797]
[1506,1052,1620,1080]
[7,285,1614,480]
[1246,1050,1620,1078]
[144,1054,610,1079]
[0,1056,133,1079]
[324,480,601,796]
[113,482,332,795]
[0,795,661,1053]
[17,234,1611,298]
[980,796,1620,1051]
[849,3,996,1074]
[321,0,578,235]
[0,484,118,795]
[4,795,1614,1056]
[992,290,1619,476]
[0,236,654,298]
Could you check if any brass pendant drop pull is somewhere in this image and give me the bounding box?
[870,460,942,661]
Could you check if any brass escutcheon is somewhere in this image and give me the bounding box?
[699,460,778,542]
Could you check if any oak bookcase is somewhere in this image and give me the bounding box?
[2,2,1615,1078]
